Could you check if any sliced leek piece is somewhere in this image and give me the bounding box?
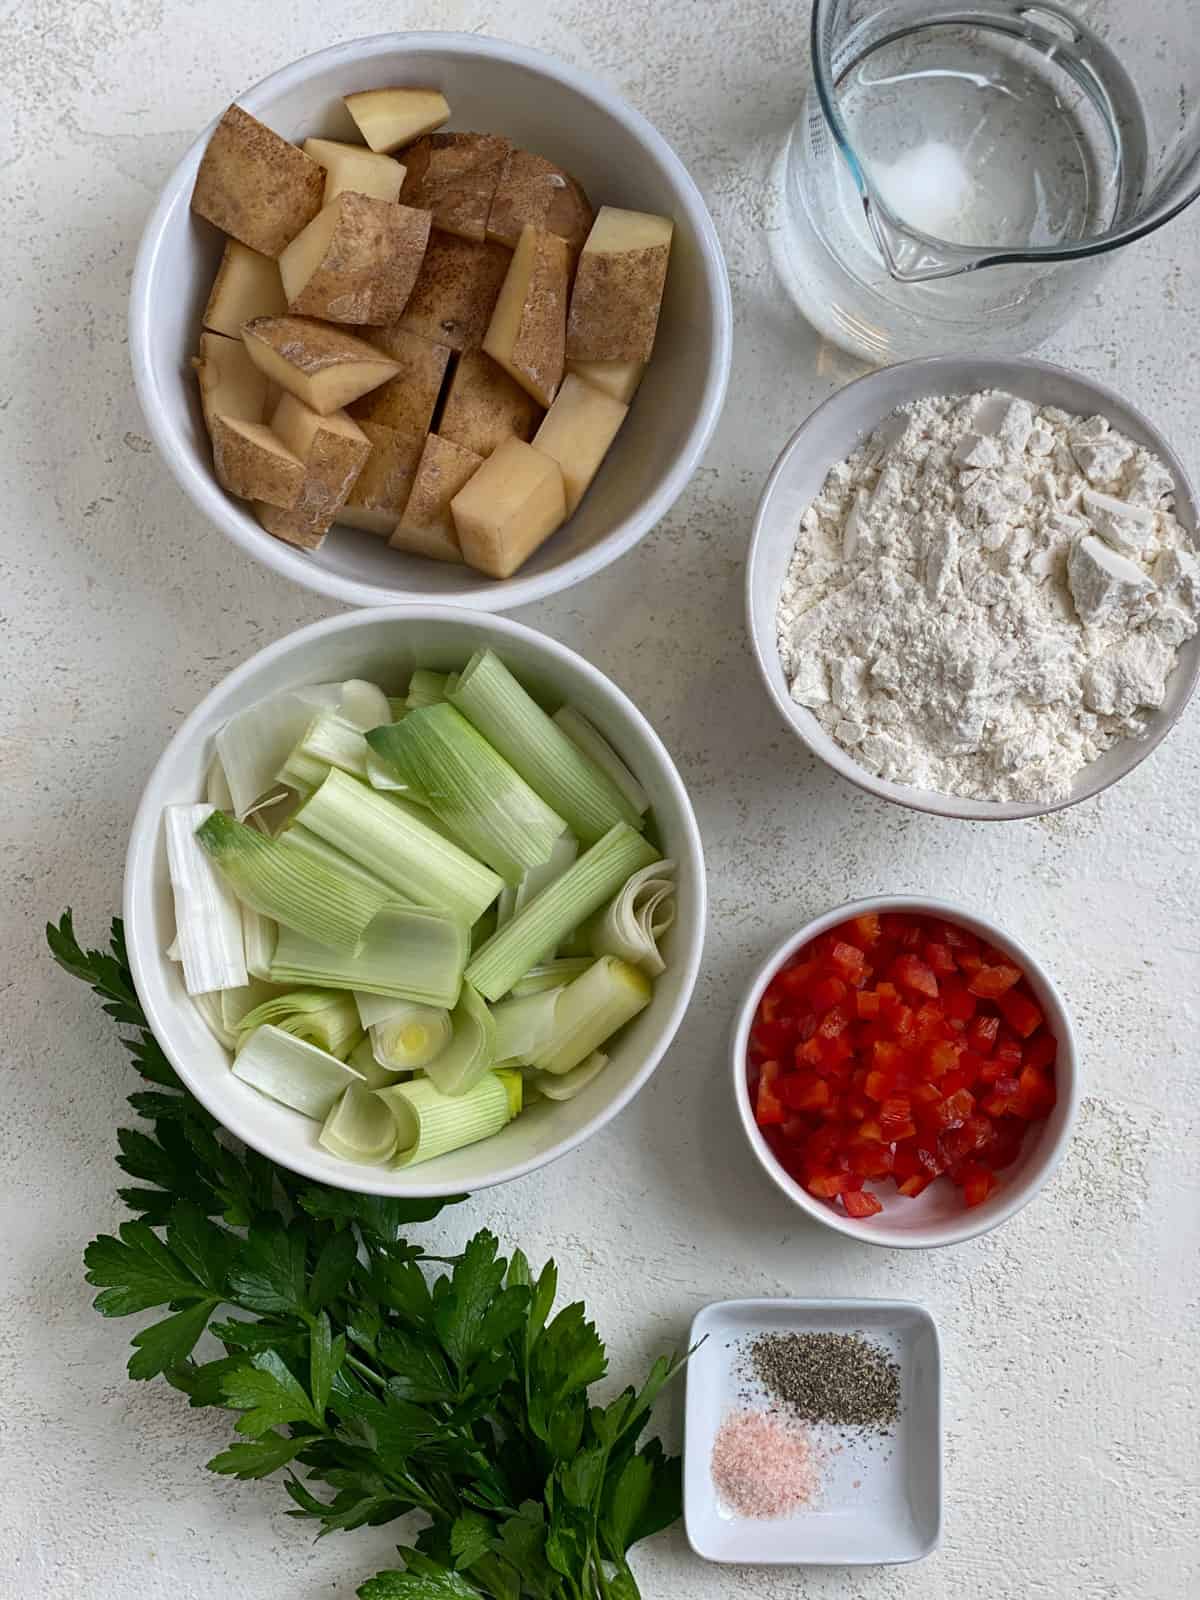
[270,904,468,1007]
[406,669,450,709]
[552,706,649,816]
[424,983,496,1097]
[365,746,427,804]
[450,650,644,843]
[216,681,387,818]
[165,803,248,995]
[589,860,676,977]
[233,1024,367,1119]
[327,679,390,731]
[191,990,237,1049]
[320,1082,398,1164]
[235,989,363,1060]
[277,711,371,794]
[242,903,277,980]
[496,832,580,956]
[376,1068,521,1168]
[294,769,502,925]
[195,809,387,952]
[490,988,561,1064]
[276,824,402,896]
[367,706,567,885]
[220,978,284,1035]
[371,1003,453,1071]
[528,956,651,1076]
[206,755,235,812]
[530,1051,609,1101]
[465,823,658,1001]
[510,959,593,996]
[347,1034,406,1090]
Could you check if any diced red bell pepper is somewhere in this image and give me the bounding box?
[891,954,939,999]
[896,1173,933,1198]
[879,1095,917,1141]
[855,988,881,1020]
[776,959,818,995]
[957,1162,997,1208]
[817,1005,850,1039]
[941,981,976,1022]
[780,1074,832,1113]
[806,1171,860,1198]
[923,940,958,976]
[848,912,882,947]
[924,1039,961,1078]
[1015,1066,1056,1119]
[755,1060,785,1126]
[830,940,868,983]
[997,988,1044,1038]
[1024,1031,1056,1070]
[932,1087,975,1130]
[842,1188,884,1218]
[968,963,1022,998]
[967,1013,1000,1055]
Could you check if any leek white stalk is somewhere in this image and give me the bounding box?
[365,747,426,803]
[589,860,677,977]
[529,1052,609,1101]
[294,769,502,926]
[552,706,649,816]
[424,983,496,1096]
[367,707,568,884]
[277,712,371,794]
[490,989,562,1064]
[370,1004,453,1071]
[206,756,235,812]
[196,809,388,953]
[496,832,580,952]
[528,956,652,1075]
[220,978,284,1035]
[242,903,277,980]
[347,1034,406,1090]
[450,650,644,844]
[216,681,388,818]
[376,1068,521,1168]
[235,990,364,1060]
[510,959,593,996]
[191,991,237,1049]
[466,823,658,1001]
[232,1025,367,1119]
[276,825,404,896]
[270,905,468,1007]
[165,804,248,996]
[406,669,450,708]
[320,1082,398,1164]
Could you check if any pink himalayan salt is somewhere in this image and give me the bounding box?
[710,1408,820,1518]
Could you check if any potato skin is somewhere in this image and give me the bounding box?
[565,244,671,364]
[191,104,324,257]
[393,234,511,353]
[486,150,594,254]
[210,417,305,508]
[350,326,451,432]
[286,196,432,324]
[390,433,481,562]
[345,421,427,521]
[438,349,542,458]
[399,132,511,242]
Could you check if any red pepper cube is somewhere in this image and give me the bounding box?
[937,920,979,953]
[806,1171,857,1199]
[891,1004,916,1041]
[932,1087,975,1130]
[754,1060,786,1125]
[968,963,1022,999]
[924,1038,961,1078]
[855,989,881,1020]
[896,1173,933,1198]
[910,1080,943,1106]
[997,988,1044,1038]
[810,975,848,1012]
[984,1119,1027,1171]
[817,1005,850,1039]
[760,992,782,1023]
[1024,1031,1057,1070]
[863,1069,889,1102]
[923,940,958,976]
[1015,1066,1056,1119]
[891,953,940,999]
[958,1163,997,1207]
[842,1188,883,1218]
[830,940,868,983]
[879,1095,917,1141]
[780,1074,832,1113]
[848,912,882,948]
[967,1013,1000,1055]
[777,958,818,996]
[993,1032,1024,1071]
[941,982,976,1022]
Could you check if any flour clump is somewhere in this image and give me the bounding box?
[776,391,1199,803]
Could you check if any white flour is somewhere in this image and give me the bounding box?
[776,391,1200,803]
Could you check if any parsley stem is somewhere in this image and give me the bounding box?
[344,1352,387,1390]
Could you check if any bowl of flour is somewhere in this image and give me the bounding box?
[747,358,1200,819]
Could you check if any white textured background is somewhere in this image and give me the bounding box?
[2,3,1197,1596]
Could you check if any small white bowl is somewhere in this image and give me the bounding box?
[685,1297,941,1564]
[730,896,1079,1249]
[123,606,706,1196]
[130,32,732,612]
[746,356,1200,820]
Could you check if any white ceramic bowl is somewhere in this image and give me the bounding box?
[746,356,1200,820]
[130,32,732,612]
[730,896,1079,1249]
[124,606,706,1196]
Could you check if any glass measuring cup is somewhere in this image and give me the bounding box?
[780,0,1200,362]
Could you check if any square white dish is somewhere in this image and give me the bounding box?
[683,1298,941,1565]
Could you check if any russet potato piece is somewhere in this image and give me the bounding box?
[339,420,426,536]
[191,104,324,257]
[344,87,450,154]
[565,356,644,406]
[279,194,432,324]
[393,233,511,352]
[258,392,372,547]
[302,137,407,204]
[202,239,287,338]
[351,325,451,433]
[482,225,571,408]
[390,433,481,563]
[193,331,269,430]
[565,206,674,364]
[532,374,628,516]
[242,316,400,415]
[486,149,594,254]
[450,436,566,579]
[210,415,305,507]
[438,348,542,458]
[399,132,511,242]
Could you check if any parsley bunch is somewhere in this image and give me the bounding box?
[50,913,685,1600]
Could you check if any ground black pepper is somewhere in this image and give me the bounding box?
[744,1331,901,1434]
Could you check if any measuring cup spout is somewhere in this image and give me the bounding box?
[863,196,987,283]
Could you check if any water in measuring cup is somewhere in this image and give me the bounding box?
[780,4,1149,359]
[840,15,1123,250]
